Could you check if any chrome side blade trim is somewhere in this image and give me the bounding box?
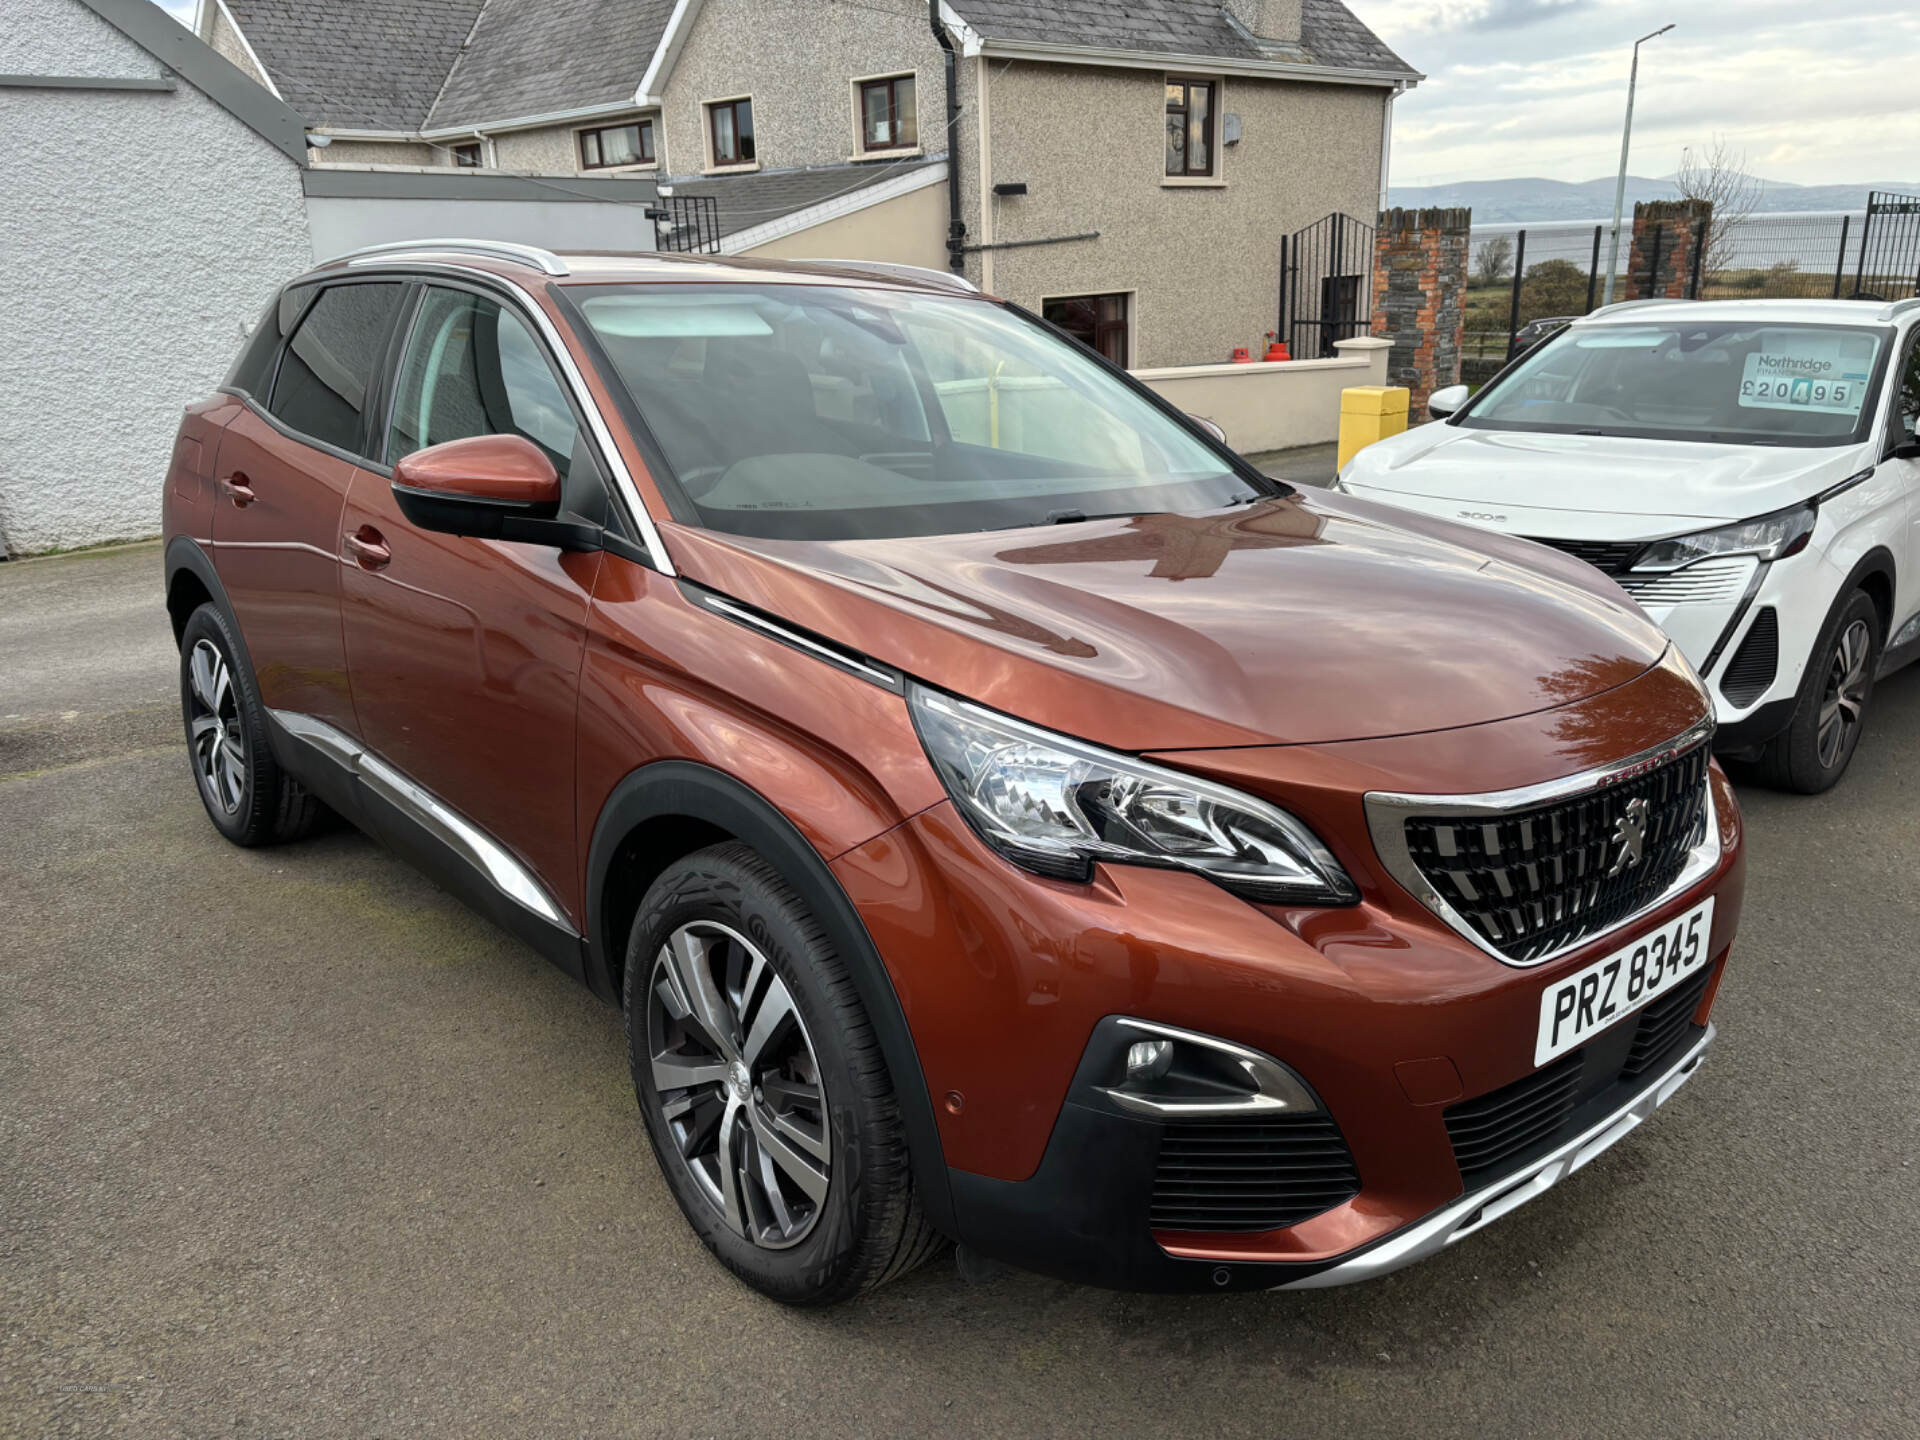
[271,709,567,927]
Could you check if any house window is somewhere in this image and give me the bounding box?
[1165,79,1215,177]
[707,97,755,167]
[858,75,916,152]
[579,120,654,170]
[450,142,484,167]
[1043,293,1131,367]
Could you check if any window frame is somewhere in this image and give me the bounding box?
[704,95,757,171]
[1163,76,1223,185]
[248,277,414,467]
[853,72,918,156]
[577,118,656,172]
[450,141,485,168]
[1039,290,1136,370]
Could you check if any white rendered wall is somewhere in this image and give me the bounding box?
[0,0,310,553]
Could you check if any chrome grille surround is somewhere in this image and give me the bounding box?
[1364,713,1720,969]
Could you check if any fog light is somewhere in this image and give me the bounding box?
[1126,1039,1174,1082]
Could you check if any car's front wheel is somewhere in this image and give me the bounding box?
[178,603,327,845]
[623,842,942,1304]
[1748,588,1880,794]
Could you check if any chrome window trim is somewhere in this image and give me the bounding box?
[272,710,568,927]
[1364,711,1720,969]
[1277,1024,1713,1289]
[313,259,676,577]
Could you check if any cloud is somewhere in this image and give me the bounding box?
[1360,0,1920,187]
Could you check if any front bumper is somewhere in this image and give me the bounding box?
[1278,1023,1712,1289]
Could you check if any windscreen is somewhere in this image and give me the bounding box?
[571,284,1260,539]
[1463,321,1889,447]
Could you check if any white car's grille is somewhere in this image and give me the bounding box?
[1619,557,1753,606]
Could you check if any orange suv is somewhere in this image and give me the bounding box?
[162,242,1743,1302]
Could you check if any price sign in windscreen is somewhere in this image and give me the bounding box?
[1739,331,1877,417]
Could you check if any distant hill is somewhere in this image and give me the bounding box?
[1386,176,1920,224]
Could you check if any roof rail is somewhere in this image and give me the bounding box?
[798,258,979,294]
[1877,296,1920,321]
[330,238,570,277]
[1582,297,1684,320]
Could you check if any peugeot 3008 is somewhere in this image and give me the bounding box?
[162,242,1744,1303]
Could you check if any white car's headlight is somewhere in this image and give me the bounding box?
[1631,502,1816,573]
[908,685,1357,905]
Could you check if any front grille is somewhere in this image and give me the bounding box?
[1720,608,1779,708]
[1528,536,1646,576]
[1150,1115,1361,1233]
[1445,1052,1584,1186]
[1402,743,1711,964]
[1622,965,1715,1079]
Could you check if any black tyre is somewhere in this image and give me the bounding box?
[1747,589,1879,794]
[623,842,943,1305]
[178,603,328,845]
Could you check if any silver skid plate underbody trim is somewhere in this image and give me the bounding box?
[1276,1024,1715,1289]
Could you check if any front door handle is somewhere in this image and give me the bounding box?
[345,526,391,570]
[219,473,256,507]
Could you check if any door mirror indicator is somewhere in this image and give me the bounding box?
[391,435,594,548]
[1427,384,1470,421]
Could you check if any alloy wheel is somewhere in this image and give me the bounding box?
[1816,618,1872,770]
[187,638,246,813]
[645,920,832,1249]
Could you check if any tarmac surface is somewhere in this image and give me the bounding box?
[4,542,1917,1438]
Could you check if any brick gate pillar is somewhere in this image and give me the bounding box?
[1371,207,1471,413]
[1629,199,1713,299]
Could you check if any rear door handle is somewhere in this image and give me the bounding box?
[219,473,255,507]
[345,526,391,570]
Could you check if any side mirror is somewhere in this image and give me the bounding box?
[1426,384,1470,421]
[1891,433,1920,461]
[1189,414,1229,445]
[391,434,564,541]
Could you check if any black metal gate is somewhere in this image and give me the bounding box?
[1278,212,1375,359]
[1852,191,1920,299]
[648,193,722,254]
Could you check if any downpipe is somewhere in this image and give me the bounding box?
[929,0,966,273]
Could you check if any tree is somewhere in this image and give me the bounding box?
[1520,258,1589,319]
[1474,234,1514,286]
[1675,138,1764,283]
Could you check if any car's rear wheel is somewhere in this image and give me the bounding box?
[1746,588,1879,794]
[623,842,943,1304]
[178,603,328,845]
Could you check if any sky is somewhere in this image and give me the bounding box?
[150,0,1918,188]
[1359,0,1920,188]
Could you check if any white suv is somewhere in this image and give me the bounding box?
[1336,297,1920,792]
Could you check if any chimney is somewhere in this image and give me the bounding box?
[1225,0,1304,50]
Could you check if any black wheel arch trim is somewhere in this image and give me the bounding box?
[585,759,956,1236]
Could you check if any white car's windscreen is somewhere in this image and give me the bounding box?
[571,284,1260,540]
[1463,322,1889,448]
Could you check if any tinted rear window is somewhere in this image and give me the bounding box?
[266,282,405,454]
[224,283,314,398]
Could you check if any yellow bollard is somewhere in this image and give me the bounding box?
[1337,386,1411,471]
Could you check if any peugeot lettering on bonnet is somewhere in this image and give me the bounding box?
[161,243,1744,1302]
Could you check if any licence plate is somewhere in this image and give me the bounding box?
[1534,897,1714,1066]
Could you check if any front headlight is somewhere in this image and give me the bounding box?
[908,685,1358,905]
[1631,502,1816,573]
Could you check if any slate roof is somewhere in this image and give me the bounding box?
[426,0,677,130]
[947,0,1417,77]
[672,158,945,242]
[227,0,1414,136]
[223,0,487,130]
